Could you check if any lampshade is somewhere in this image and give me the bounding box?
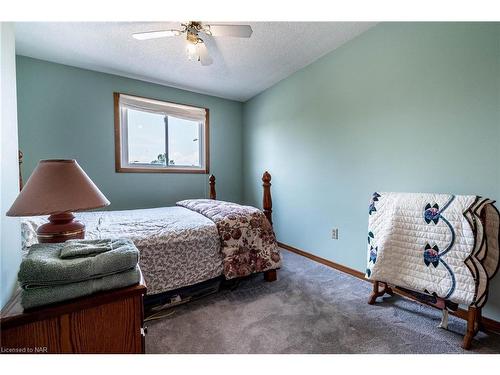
[6,159,110,217]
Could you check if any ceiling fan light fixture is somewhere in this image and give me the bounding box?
[132,29,182,40]
[133,21,252,65]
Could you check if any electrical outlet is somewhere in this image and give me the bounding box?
[331,228,339,240]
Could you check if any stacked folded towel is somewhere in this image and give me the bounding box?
[18,238,140,309]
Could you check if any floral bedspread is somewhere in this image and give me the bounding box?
[177,199,281,279]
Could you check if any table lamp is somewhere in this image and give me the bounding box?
[6,159,110,243]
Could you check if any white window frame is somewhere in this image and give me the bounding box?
[114,93,209,174]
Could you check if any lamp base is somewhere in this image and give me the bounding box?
[37,212,85,243]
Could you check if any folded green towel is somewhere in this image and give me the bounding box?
[18,238,139,289]
[60,239,113,259]
[21,266,141,309]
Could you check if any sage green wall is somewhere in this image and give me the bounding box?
[243,23,500,319]
[16,56,244,210]
[1,23,21,309]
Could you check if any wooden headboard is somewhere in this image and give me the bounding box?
[18,151,273,225]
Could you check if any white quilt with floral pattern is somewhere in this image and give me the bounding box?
[366,192,499,307]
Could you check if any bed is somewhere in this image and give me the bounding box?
[20,160,281,298]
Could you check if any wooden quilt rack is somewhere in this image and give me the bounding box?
[368,280,481,350]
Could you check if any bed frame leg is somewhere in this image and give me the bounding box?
[264,269,277,282]
[462,306,480,350]
[368,281,393,305]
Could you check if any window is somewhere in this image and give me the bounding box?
[114,93,209,173]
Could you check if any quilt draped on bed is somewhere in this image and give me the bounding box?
[22,207,223,295]
[177,199,281,279]
[366,192,500,307]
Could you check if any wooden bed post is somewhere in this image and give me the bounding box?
[209,175,216,200]
[262,171,277,282]
[18,150,23,191]
[262,171,272,226]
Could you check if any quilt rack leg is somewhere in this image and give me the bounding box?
[438,309,449,330]
[264,269,277,282]
[368,281,393,305]
[462,306,481,350]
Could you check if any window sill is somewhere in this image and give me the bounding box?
[115,166,208,174]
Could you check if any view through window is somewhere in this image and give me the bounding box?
[115,93,208,173]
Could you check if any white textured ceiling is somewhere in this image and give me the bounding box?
[14,22,375,101]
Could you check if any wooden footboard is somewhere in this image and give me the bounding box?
[262,172,277,282]
[207,171,273,227]
[207,172,277,282]
[262,171,273,225]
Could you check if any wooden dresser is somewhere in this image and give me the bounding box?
[0,270,147,354]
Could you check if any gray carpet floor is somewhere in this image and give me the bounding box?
[145,249,500,354]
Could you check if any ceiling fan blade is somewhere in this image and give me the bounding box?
[132,30,182,40]
[197,43,213,66]
[206,24,252,38]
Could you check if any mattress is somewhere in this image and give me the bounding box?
[22,207,223,295]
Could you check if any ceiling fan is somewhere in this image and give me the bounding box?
[132,21,253,66]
